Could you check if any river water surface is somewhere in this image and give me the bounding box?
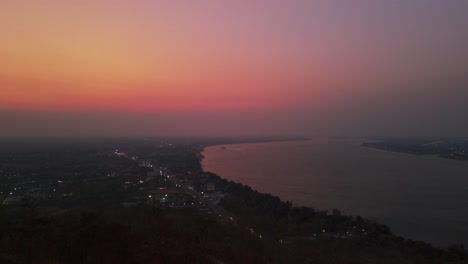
[201,138,468,247]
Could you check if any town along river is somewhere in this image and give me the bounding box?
[202,138,468,248]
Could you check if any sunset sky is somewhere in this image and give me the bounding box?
[1,1,467,137]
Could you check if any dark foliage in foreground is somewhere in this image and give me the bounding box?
[0,206,283,264]
[1,204,466,264]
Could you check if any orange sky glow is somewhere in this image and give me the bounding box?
[0,1,382,113]
[1,1,467,137]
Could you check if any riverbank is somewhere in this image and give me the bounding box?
[195,161,466,262]
[200,139,468,250]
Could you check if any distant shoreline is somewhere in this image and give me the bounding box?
[198,137,311,158]
[202,136,311,148]
[197,140,457,251]
[362,141,468,162]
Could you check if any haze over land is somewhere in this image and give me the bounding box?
[2,3,468,261]
[1,0,468,137]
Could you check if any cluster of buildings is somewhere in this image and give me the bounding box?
[2,180,73,205]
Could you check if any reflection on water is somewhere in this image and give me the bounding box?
[202,139,468,247]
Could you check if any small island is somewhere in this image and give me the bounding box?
[362,138,468,161]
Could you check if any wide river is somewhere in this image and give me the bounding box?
[201,138,468,247]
